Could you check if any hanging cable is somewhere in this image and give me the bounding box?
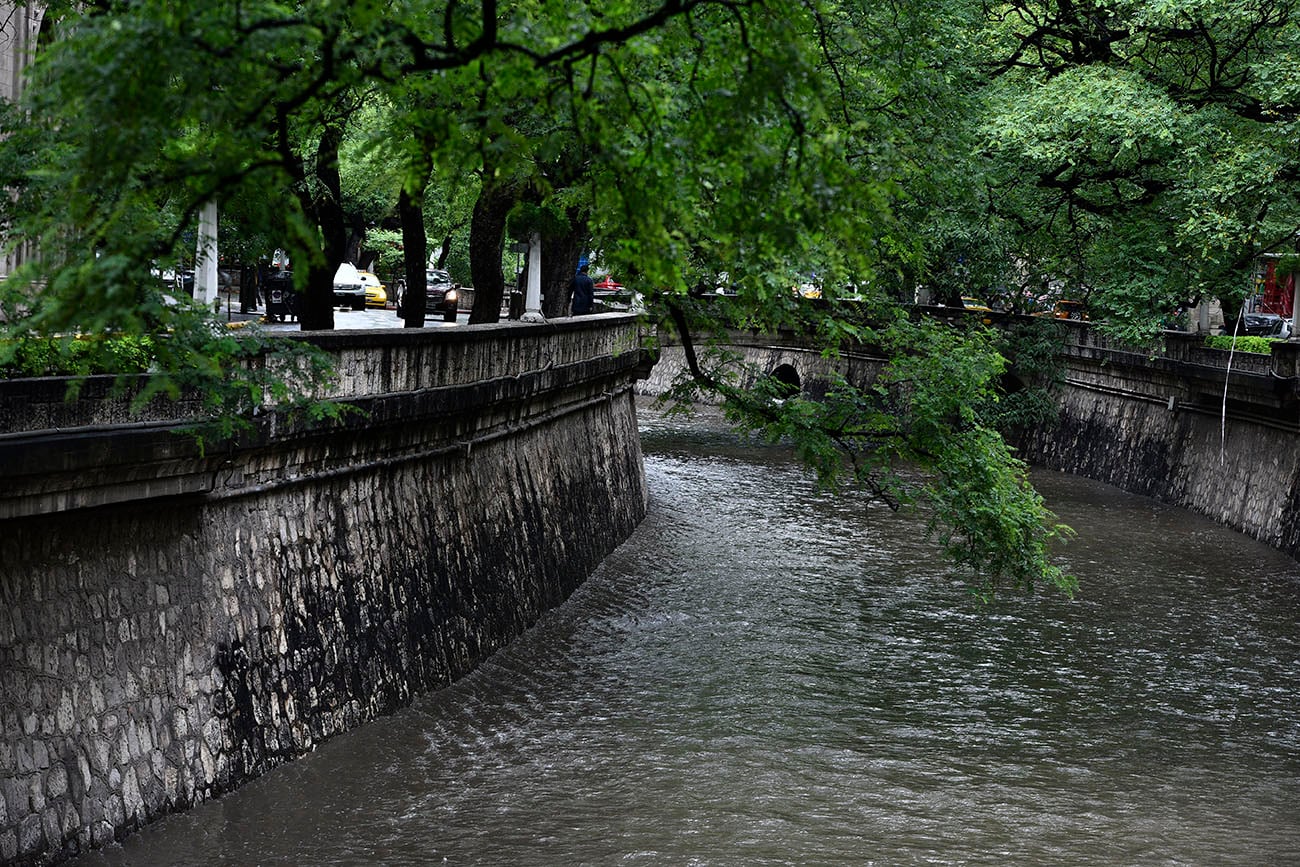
[1221,304,1245,465]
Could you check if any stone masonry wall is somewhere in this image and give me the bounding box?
[1019,367,1300,558]
[0,316,651,865]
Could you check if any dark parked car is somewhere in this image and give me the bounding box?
[1231,312,1292,338]
[425,269,459,322]
[394,270,458,322]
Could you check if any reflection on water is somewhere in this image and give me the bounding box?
[79,402,1300,865]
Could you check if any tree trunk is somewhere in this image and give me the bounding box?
[434,228,458,269]
[399,184,427,328]
[467,179,516,325]
[541,214,587,319]
[299,122,349,331]
[345,215,364,266]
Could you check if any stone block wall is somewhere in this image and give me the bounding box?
[1019,364,1300,557]
[0,315,651,864]
[1012,326,1300,558]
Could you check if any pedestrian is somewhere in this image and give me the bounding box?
[569,263,595,315]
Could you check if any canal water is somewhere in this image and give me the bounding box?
[79,402,1300,865]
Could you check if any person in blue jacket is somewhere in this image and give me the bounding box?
[569,263,595,315]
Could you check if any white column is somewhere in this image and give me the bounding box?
[521,231,545,323]
[195,200,219,307]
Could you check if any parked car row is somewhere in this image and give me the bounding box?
[954,295,1091,321]
[1041,299,1088,321]
[1230,312,1292,338]
[264,265,401,316]
[331,263,465,321]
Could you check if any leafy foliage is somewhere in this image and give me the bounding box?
[362,228,408,284]
[0,334,156,379]
[980,318,1067,435]
[963,0,1300,337]
[11,0,1235,594]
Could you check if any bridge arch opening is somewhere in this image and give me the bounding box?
[1000,372,1026,395]
[768,363,801,398]
[37,13,55,54]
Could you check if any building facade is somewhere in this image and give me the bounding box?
[0,3,45,279]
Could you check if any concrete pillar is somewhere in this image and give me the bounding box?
[195,201,219,307]
[521,231,545,323]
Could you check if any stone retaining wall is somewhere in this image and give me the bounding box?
[1018,337,1300,558]
[0,315,651,865]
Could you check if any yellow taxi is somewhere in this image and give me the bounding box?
[359,271,387,308]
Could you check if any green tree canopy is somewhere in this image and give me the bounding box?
[23,0,1275,594]
[962,0,1300,337]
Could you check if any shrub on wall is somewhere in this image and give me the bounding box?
[0,334,157,378]
[1204,335,1277,354]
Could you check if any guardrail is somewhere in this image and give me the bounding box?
[915,305,1300,383]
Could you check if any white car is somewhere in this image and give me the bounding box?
[332,263,366,310]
